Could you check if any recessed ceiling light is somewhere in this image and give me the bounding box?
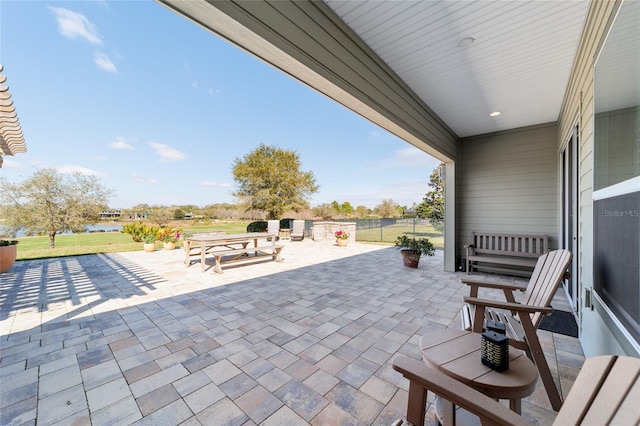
[458,37,475,48]
[489,111,502,117]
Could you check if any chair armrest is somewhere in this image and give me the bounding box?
[460,278,528,292]
[463,297,553,315]
[392,356,533,426]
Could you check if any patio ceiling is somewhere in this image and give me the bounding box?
[158,0,590,145]
[0,65,27,166]
[322,0,590,137]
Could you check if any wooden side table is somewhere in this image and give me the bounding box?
[420,329,538,424]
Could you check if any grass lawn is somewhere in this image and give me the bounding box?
[356,222,444,249]
[11,220,443,260]
[14,221,252,260]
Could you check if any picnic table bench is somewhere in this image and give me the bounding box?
[184,232,283,273]
[465,231,548,277]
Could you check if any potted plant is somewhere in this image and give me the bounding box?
[143,233,157,252]
[158,227,181,250]
[394,235,435,268]
[121,222,159,251]
[0,239,19,273]
[335,230,349,247]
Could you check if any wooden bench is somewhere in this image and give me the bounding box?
[465,231,548,277]
[211,244,283,274]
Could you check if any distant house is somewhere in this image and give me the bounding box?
[100,210,122,220]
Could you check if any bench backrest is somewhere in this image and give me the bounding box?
[471,232,548,258]
[522,249,572,327]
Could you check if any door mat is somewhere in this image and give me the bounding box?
[539,310,578,338]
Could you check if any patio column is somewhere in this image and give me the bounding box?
[444,161,456,272]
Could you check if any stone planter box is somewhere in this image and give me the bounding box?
[312,221,356,243]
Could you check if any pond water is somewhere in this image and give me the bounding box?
[1,224,123,237]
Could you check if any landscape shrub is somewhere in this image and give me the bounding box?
[122,222,160,243]
[246,221,268,233]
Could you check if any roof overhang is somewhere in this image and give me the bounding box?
[157,0,590,161]
[0,65,27,166]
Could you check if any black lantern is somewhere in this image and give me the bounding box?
[481,330,509,372]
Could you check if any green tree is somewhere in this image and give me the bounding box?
[329,200,354,217]
[0,168,113,248]
[341,201,354,216]
[152,208,173,226]
[416,162,445,224]
[232,144,319,219]
[312,203,336,219]
[354,205,369,218]
[173,208,185,220]
[374,199,400,218]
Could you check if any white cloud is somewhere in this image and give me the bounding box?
[94,52,117,73]
[0,158,24,170]
[130,173,159,184]
[208,88,222,96]
[370,146,440,170]
[369,130,384,139]
[109,137,135,150]
[149,142,186,162]
[201,180,232,187]
[58,165,103,176]
[49,7,102,45]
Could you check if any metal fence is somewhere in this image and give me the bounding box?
[309,218,444,248]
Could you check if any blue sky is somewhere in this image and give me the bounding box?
[1,0,440,209]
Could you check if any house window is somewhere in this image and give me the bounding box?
[593,0,640,343]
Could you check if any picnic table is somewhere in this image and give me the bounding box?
[184,232,283,273]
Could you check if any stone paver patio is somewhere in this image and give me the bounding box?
[0,239,584,425]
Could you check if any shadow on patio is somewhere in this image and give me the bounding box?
[0,241,583,425]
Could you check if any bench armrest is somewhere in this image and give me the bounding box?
[460,277,528,292]
[463,296,553,315]
[392,356,533,426]
[461,277,527,301]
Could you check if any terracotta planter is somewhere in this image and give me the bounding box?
[401,249,421,268]
[0,244,18,273]
[336,238,348,247]
[143,243,156,252]
[163,242,176,251]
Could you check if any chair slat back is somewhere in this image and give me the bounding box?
[553,356,640,425]
[521,249,572,327]
[267,220,279,235]
[292,220,304,234]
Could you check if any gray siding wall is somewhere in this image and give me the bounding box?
[456,123,559,260]
[556,1,637,356]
